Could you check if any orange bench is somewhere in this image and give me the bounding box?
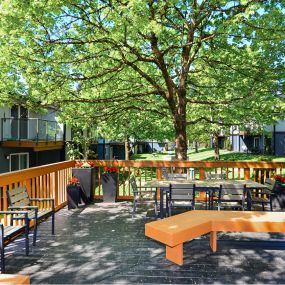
[0,274,30,284]
[145,210,285,265]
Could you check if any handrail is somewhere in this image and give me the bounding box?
[90,160,285,169]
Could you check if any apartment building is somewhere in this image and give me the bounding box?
[230,120,285,155]
[0,105,69,173]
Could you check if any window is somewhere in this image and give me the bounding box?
[253,137,260,149]
[9,153,29,172]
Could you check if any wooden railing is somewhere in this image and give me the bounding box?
[0,160,284,213]
[0,161,75,217]
[91,160,285,200]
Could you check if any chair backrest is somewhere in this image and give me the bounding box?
[206,172,226,180]
[129,176,138,193]
[264,178,276,191]
[220,184,245,201]
[170,184,195,201]
[7,186,31,207]
[161,167,169,180]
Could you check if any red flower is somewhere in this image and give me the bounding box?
[69,177,80,185]
[103,166,118,173]
[274,175,285,183]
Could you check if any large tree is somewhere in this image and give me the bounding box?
[0,0,284,159]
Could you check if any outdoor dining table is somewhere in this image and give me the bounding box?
[143,179,269,218]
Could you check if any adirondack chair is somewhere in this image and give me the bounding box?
[7,186,55,246]
[0,211,29,273]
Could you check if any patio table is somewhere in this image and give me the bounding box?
[143,179,268,218]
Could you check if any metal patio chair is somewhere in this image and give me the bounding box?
[218,184,246,210]
[168,183,196,216]
[130,176,158,216]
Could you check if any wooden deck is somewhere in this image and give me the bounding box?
[4,203,285,284]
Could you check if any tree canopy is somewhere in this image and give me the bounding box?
[0,0,284,159]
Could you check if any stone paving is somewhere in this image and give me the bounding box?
[4,202,285,284]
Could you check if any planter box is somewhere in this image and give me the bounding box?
[72,168,96,202]
[101,173,118,203]
[272,183,285,210]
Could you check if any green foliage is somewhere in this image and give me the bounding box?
[0,0,285,158]
[67,131,96,160]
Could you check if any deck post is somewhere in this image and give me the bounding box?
[244,168,250,180]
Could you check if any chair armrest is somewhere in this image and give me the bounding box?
[30,198,54,201]
[8,206,38,210]
[0,210,29,215]
[30,198,55,210]
[0,211,29,225]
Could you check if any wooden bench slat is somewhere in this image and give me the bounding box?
[9,187,27,196]
[3,226,24,239]
[10,192,30,204]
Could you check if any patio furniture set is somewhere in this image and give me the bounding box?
[132,176,277,218]
[0,186,54,273]
[139,173,285,266]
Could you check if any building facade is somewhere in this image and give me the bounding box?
[0,105,67,173]
[230,120,285,155]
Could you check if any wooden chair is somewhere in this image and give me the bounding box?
[130,177,158,216]
[7,186,55,246]
[218,184,246,210]
[168,184,196,216]
[0,211,29,273]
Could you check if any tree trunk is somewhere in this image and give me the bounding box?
[174,104,188,160]
[194,141,198,153]
[213,133,220,161]
[124,136,130,160]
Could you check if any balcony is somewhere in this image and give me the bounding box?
[0,160,285,283]
[0,117,64,151]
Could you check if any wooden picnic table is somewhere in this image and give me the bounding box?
[143,179,269,218]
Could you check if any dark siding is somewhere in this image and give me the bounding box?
[274,133,285,156]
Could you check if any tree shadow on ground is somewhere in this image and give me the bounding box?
[5,203,285,284]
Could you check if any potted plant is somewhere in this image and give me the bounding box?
[66,177,81,210]
[272,175,285,209]
[101,166,118,203]
[67,131,97,202]
[72,160,95,203]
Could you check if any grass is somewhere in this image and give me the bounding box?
[133,148,285,162]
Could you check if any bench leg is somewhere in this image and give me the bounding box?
[210,231,217,253]
[166,244,183,265]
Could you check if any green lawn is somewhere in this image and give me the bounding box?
[133,148,285,162]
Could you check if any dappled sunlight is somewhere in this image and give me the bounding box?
[3,204,285,284]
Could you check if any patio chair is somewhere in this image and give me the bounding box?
[246,185,273,211]
[0,211,29,273]
[218,184,246,210]
[7,186,55,246]
[168,184,196,216]
[130,176,158,216]
[205,172,226,180]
